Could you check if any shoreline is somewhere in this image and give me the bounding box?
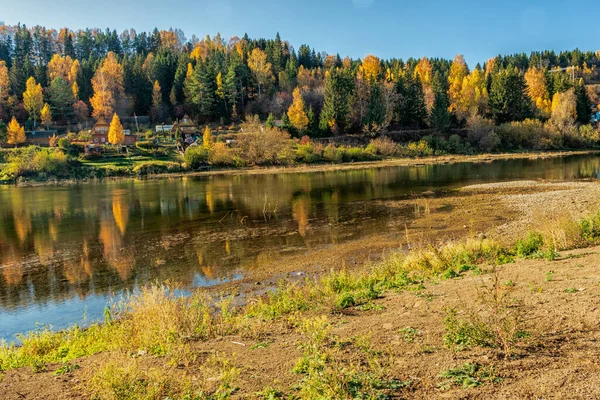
[5,149,599,187]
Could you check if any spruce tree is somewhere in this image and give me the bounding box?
[575,80,592,124]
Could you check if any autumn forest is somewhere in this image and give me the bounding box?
[0,24,598,143]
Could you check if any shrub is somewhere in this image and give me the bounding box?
[295,143,323,164]
[183,146,209,169]
[58,137,71,149]
[132,161,183,176]
[1,147,71,181]
[400,140,435,157]
[366,137,399,157]
[513,232,544,258]
[236,123,293,165]
[495,119,560,150]
[209,142,240,166]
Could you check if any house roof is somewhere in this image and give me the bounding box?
[93,118,109,127]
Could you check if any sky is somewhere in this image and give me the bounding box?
[0,0,597,67]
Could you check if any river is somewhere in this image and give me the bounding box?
[1,154,599,340]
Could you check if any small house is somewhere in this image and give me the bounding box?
[91,118,110,144]
[90,118,137,146]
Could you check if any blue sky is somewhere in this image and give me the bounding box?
[0,0,596,67]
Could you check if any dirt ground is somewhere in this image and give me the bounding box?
[3,179,600,399]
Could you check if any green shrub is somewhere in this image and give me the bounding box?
[58,138,71,149]
[132,161,183,176]
[295,143,323,164]
[513,232,544,258]
[183,146,209,169]
[400,140,435,157]
[1,147,71,181]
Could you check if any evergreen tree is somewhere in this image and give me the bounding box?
[430,90,451,132]
[488,67,531,124]
[575,79,592,124]
[320,68,354,134]
[186,61,215,121]
[395,74,427,127]
[48,77,74,122]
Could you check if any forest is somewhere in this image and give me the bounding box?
[0,23,599,151]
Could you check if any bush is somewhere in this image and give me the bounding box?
[295,143,323,164]
[495,119,560,150]
[184,146,209,169]
[1,146,71,181]
[132,161,183,176]
[236,119,293,165]
[209,142,241,166]
[366,137,399,157]
[58,137,71,149]
[400,140,435,157]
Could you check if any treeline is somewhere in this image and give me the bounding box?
[0,23,599,141]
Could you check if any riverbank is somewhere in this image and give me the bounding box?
[0,149,597,187]
[2,180,600,399]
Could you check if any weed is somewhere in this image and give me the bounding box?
[439,363,501,390]
[564,288,578,293]
[502,280,515,287]
[545,271,555,282]
[513,232,544,258]
[250,340,274,350]
[399,327,421,343]
[53,363,80,375]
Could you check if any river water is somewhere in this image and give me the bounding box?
[1,154,599,340]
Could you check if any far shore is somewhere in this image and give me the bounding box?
[7,149,600,187]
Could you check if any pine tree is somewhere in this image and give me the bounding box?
[430,90,451,132]
[265,113,275,129]
[320,68,354,134]
[186,62,215,120]
[488,67,531,124]
[575,79,592,124]
[48,77,74,122]
[108,113,125,145]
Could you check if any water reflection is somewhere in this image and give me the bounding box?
[1,154,600,339]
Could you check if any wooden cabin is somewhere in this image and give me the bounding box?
[90,118,137,146]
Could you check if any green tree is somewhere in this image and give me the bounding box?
[48,77,74,122]
[575,79,592,124]
[488,68,531,124]
[320,68,354,134]
[185,61,215,121]
[395,74,427,127]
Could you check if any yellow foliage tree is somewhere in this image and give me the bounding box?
[7,117,26,147]
[360,54,381,84]
[108,113,125,145]
[287,87,309,131]
[414,57,434,110]
[90,52,124,119]
[0,60,9,111]
[457,68,487,120]
[524,67,551,117]
[41,103,52,129]
[203,126,214,148]
[23,77,44,127]
[247,48,272,96]
[447,54,469,114]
